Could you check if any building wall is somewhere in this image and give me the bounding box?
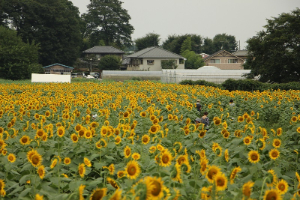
[205,55,244,70]
[127,59,185,71]
[45,65,73,75]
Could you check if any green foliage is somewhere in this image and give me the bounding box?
[180,37,192,54]
[180,78,300,91]
[1,0,82,66]
[98,55,121,70]
[222,79,264,91]
[212,33,238,52]
[0,26,42,80]
[181,50,205,69]
[162,34,202,54]
[179,79,222,88]
[134,33,160,51]
[161,60,178,69]
[244,8,300,83]
[83,0,134,49]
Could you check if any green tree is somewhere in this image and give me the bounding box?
[182,50,205,69]
[1,0,82,66]
[0,26,42,80]
[98,55,121,70]
[244,8,300,83]
[83,0,134,49]
[135,33,160,51]
[161,60,178,69]
[212,33,238,52]
[180,37,192,54]
[162,34,202,54]
[202,38,215,54]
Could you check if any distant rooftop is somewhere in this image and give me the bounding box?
[233,50,248,56]
[83,46,124,54]
[127,46,185,59]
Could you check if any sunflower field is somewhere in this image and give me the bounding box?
[0,81,300,200]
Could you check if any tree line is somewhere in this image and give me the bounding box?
[0,0,299,83]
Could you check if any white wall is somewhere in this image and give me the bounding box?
[31,73,71,83]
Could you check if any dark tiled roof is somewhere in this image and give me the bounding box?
[204,50,244,61]
[83,46,124,54]
[126,46,185,59]
[43,63,74,69]
[233,50,248,56]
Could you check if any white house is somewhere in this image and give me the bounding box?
[124,46,186,71]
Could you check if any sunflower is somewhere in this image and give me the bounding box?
[90,188,107,200]
[230,166,242,184]
[237,116,244,122]
[64,157,71,165]
[144,176,164,200]
[275,128,282,137]
[149,125,158,134]
[297,127,300,133]
[224,149,229,162]
[27,149,37,162]
[160,150,173,167]
[269,149,280,160]
[78,163,86,178]
[115,136,121,145]
[272,139,281,148]
[125,160,141,180]
[266,169,278,187]
[31,153,43,167]
[68,134,78,144]
[35,194,43,200]
[84,130,93,139]
[223,131,230,139]
[214,172,228,191]
[243,136,252,145]
[263,189,282,200]
[198,130,206,138]
[214,118,221,125]
[109,189,122,200]
[124,146,131,158]
[37,165,45,179]
[50,159,58,169]
[149,146,156,154]
[0,179,5,191]
[57,126,65,137]
[257,138,266,150]
[248,150,260,163]
[242,181,254,198]
[276,179,288,194]
[36,129,45,138]
[291,116,297,122]
[117,171,125,178]
[123,111,129,118]
[79,185,85,200]
[100,126,108,137]
[132,153,141,160]
[200,158,209,175]
[107,177,119,189]
[7,153,16,163]
[108,164,115,175]
[34,113,40,120]
[206,165,221,183]
[140,111,147,117]
[142,135,150,144]
[20,135,30,145]
[75,124,82,132]
[84,158,92,167]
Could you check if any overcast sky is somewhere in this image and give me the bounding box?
[70,0,299,50]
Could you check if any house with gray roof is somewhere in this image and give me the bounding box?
[43,63,74,75]
[204,50,245,70]
[124,46,185,71]
[233,50,248,60]
[82,46,125,60]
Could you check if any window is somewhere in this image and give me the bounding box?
[228,59,238,63]
[210,59,220,63]
[140,59,143,64]
[147,60,154,65]
[179,59,184,64]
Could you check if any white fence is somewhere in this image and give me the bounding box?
[102,67,251,84]
[31,73,71,83]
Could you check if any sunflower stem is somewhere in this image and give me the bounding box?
[259,176,269,200]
